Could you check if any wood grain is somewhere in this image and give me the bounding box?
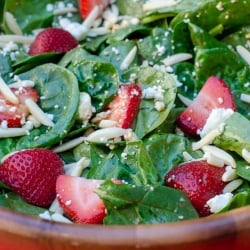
[0,205,250,250]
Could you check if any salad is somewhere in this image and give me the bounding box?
[0,0,250,225]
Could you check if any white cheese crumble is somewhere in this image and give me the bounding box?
[199,108,234,138]
[143,85,165,101]
[206,193,233,214]
[77,92,95,123]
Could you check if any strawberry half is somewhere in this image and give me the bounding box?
[176,76,236,137]
[29,28,78,56]
[78,0,110,19]
[106,84,142,129]
[0,149,64,207]
[56,175,106,224]
[165,160,227,216]
[0,87,38,128]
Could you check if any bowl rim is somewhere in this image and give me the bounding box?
[1,205,250,247]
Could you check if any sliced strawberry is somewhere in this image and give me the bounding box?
[0,87,39,128]
[29,28,78,56]
[106,84,142,129]
[0,149,64,207]
[56,175,106,224]
[165,160,227,216]
[78,0,110,19]
[176,76,236,137]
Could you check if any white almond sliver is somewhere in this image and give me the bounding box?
[236,45,250,66]
[5,12,23,35]
[120,46,137,70]
[177,94,192,106]
[222,179,243,194]
[162,53,193,67]
[202,145,236,168]
[0,35,34,44]
[86,127,129,142]
[143,0,178,11]
[242,148,250,164]
[0,76,18,104]
[53,137,86,153]
[51,213,73,224]
[240,93,250,104]
[53,7,78,15]
[49,199,64,214]
[222,166,237,182]
[65,157,90,177]
[192,128,222,151]
[0,128,28,138]
[82,5,100,29]
[204,152,225,167]
[25,98,54,127]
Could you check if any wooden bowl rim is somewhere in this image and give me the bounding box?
[1,205,250,247]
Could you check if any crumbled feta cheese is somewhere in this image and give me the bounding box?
[199,108,234,138]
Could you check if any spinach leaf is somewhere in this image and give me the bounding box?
[171,0,250,34]
[214,112,250,157]
[87,144,132,182]
[144,133,202,183]
[188,23,248,91]
[122,66,176,139]
[0,53,13,82]
[137,27,174,64]
[96,181,198,225]
[0,192,46,216]
[87,140,158,186]
[2,0,56,34]
[12,63,79,151]
[99,40,141,75]
[70,60,119,112]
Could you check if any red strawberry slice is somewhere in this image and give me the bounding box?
[0,149,64,207]
[106,84,142,129]
[78,0,110,19]
[56,175,106,224]
[29,28,78,56]
[165,160,227,216]
[176,76,236,137]
[0,87,39,128]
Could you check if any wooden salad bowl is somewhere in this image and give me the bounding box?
[0,205,250,250]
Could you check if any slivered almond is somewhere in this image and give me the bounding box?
[177,94,192,106]
[5,12,23,35]
[0,76,18,104]
[162,53,193,67]
[53,137,86,153]
[242,148,250,164]
[0,127,28,138]
[0,35,34,44]
[86,127,130,142]
[25,98,54,127]
[82,5,100,29]
[222,179,243,194]
[192,128,222,151]
[240,93,250,104]
[236,45,250,66]
[120,46,137,70]
[143,0,178,11]
[202,145,236,168]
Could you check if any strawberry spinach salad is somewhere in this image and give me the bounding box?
[0,0,250,225]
